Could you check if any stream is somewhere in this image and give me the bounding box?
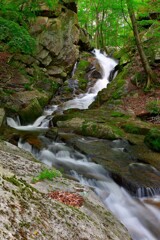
[7,49,160,240]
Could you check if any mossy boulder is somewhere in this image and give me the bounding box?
[19,98,43,124]
[74,58,90,91]
[81,120,121,139]
[144,128,160,152]
[91,66,127,108]
[9,90,49,124]
[57,117,121,140]
[122,123,150,135]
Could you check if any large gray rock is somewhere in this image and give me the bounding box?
[0,140,131,240]
[36,9,80,72]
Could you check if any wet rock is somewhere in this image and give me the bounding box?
[58,133,160,196]
[10,90,49,124]
[45,127,58,140]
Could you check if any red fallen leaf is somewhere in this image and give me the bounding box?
[48,191,84,207]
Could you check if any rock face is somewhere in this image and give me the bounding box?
[34,8,79,72]
[0,1,91,123]
[0,140,131,240]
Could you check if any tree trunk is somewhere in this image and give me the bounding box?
[126,0,156,88]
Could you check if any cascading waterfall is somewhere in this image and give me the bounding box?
[62,49,117,110]
[7,105,58,131]
[7,49,160,240]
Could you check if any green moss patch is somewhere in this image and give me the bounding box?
[144,128,160,152]
[122,123,150,135]
[74,59,90,91]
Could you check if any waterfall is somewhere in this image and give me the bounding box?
[7,115,49,131]
[62,49,117,110]
[71,61,78,77]
[6,50,160,240]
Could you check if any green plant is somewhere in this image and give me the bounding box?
[32,168,62,183]
[0,17,36,54]
[146,99,160,115]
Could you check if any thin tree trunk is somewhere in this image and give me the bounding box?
[126,0,156,87]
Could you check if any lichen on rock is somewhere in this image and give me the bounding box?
[0,140,131,240]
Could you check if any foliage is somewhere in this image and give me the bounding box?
[32,168,62,183]
[0,17,36,54]
[146,99,160,115]
[78,0,160,49]
[0,0,59,54]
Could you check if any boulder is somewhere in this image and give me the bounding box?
[36,9,80,73]
[56,117,121,139]
[10,90,49,124]
[0,140,131,240]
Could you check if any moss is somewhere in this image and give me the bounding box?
[92,66,128,108]
[4,175,23,187]
[111,78,125,100]
[108,124,124,137]
[122,124,141,134]
[4,175,39,196]
[19,98,43,124]
[37,94,49,109]
[81,121,89,135]
[146,99,160,115]
[63,86,73,93]
[81,121,121,139]
[74,59,90,91]
[144,128,160,152]
[111,111,127,118]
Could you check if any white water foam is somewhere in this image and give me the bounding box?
[7,115,49,131]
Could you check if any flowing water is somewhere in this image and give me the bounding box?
[7,50,160,240]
